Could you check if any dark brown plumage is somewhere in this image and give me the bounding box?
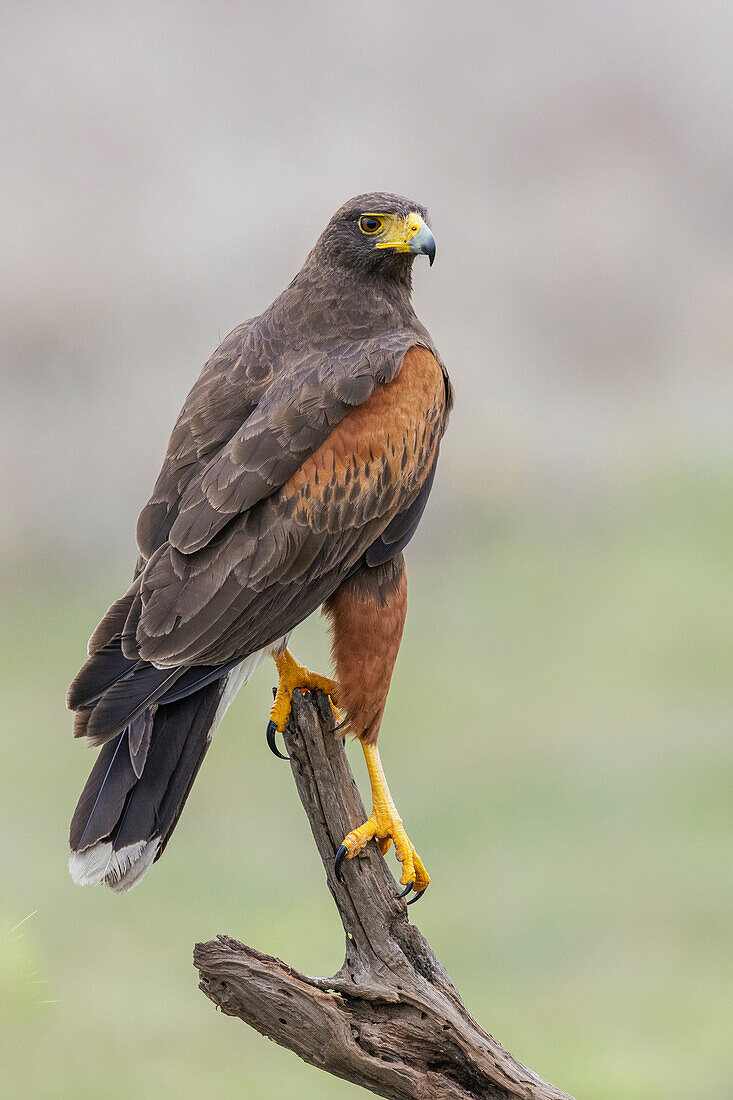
[67,192,451,893]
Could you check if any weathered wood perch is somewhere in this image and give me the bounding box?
[194,690,575,1100]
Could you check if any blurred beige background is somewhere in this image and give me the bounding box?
[1,3,732,1099]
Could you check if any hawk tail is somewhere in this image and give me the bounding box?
[68,657,258,892]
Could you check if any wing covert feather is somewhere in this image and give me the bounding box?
[136,320,270,559]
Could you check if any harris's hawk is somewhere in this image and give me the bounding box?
[67,193,452,901]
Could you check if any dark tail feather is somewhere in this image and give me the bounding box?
[87,583,140,655]
[69,656,235,754]
[114,684,223,857]
[68,627,186,748]
[82,661,184,746]
[128,708,154,776]
[67,638,138,711]
[158,658,242,704]
[69,732,138,852]
[68,679,226,893]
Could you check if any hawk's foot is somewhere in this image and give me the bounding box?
[334,741,430,903]
[267,648,341,758]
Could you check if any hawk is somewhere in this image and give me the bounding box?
[67,193,451,902]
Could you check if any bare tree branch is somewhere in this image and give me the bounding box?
[194,691,575,1100]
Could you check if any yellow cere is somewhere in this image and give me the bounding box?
[372,211,426,253]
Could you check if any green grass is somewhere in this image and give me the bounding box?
[2,471,732,1098]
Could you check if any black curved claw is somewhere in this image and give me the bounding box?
[266,720,289,760]
[407,884,428,905]
[334,844,348,883]
[397,881,414,899]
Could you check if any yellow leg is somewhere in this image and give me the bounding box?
[336,741,430,897]
[268,648,341,735]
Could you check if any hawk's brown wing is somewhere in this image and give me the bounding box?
[126,347,448,668]
[136,319,425,562]
[82,319,264,660]
[136,319,266,561]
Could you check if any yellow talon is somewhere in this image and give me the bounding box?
[339,741,430,894]
[269,648,341,733]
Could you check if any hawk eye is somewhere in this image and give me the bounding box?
[359,215,383,235]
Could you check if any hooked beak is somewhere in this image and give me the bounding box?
[375,212,436,266]
[408,220,436,266]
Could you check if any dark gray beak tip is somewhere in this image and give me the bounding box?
[408,222,437,266]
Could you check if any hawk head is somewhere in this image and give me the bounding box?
[315,192,436,279]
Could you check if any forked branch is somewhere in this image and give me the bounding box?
[194,691,574,1100]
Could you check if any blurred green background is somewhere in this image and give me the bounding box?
[3,472,732,1099]
[2,2,733,1098]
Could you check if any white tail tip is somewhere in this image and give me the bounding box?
[68,838,160,892]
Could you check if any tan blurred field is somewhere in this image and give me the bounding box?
[2,473,732,1099]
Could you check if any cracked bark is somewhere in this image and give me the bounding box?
[194,690,575,1100]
